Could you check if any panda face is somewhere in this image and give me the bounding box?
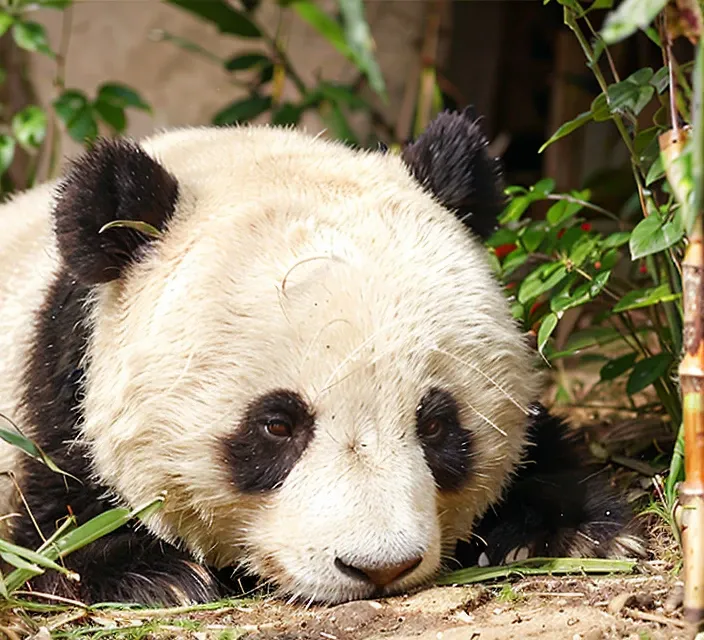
[55,122,540,604]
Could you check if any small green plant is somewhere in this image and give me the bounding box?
[0,0,150,194]
[157,0,441,147]
[494,0,704,527]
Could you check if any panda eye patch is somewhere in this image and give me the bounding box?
[416,388,474,492]
[223,389,316,493]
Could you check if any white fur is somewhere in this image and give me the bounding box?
[0,126,542,602]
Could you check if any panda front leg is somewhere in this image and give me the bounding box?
[24,527,223,606]
[456,404,646,568]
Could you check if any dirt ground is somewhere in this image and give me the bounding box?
[176,575,686,640]
[7,570,684,640]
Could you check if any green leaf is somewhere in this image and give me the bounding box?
[539,111,592,153]
[320,102,358,145]
[501,247,529,276]
[650,65,669,94]
[271,102,304,126]
[225,52,270,71]
[0,552,43,575]
[0,539,72,574]
[67,108,98,143]
[0,134,15,176]
[487,228,518,248]
[548,326,623,359]
[606,70,655,116]
[629,213,684,259]
[316,82,369,110]
[626,353,672,395]
[11,105,48,149]
[612,284,680,313]
[590,93,611,121]
[0,417,73,478]
[99,220,162,238]
[437,557,636,586]
[337,0,386,99]
[551,271,611,313]
[645,154,665,185]
[600,352,638,381]
[97,83,151,112]
[546,199,583,226]
[537,313,558,354]
[53,89,89,122]
[532,178,555,196]
[212,95,272,125]
[93,100,126,132]
[602,231,631,249]
[520,222,547,252]
[0,12,14,38]
[601,0,668,44]
[570,235,599,268]
[518,263,569,305]
[165,0,260,37]
[12,21,53,56]
[499,195,533,224]
[292,1,351,57]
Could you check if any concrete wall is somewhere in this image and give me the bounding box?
[30,0,431,166]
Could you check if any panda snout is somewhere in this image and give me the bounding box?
[333,555,423,588]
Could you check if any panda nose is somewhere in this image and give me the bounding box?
[334,555,423,588]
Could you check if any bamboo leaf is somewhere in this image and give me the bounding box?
[601,0,668,44]
[539,112,592,153]
[165,0,261,37]
[537,313,558,355]
[600,352,638,381]
[626,353,673,395]
[437,557,637,586]
[99,220,162,238]
[612,284,680,313]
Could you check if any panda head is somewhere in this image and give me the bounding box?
[51,109,541,604]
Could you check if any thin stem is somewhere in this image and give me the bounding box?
[545,193,623,224]
[584,15,620,83]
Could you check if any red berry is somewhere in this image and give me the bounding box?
[494,243,517,260]
[505,282,517,290]
[581,222,592,232]
[529,301,542,316]
[557,229,566,239]
[639,263,648,274]
[594,261,602,270]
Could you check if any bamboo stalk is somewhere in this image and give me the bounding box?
[678,211,704,633]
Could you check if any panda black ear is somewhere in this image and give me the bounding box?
[401,107,505,240]
[53,138,179,285]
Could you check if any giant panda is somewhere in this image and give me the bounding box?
[0,109,643,606]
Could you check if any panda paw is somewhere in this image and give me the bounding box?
[26,531,223,606]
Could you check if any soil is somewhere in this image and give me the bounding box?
[8,571,686,640]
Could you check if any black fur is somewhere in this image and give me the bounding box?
[53,138,179,285]
[10,268,225,605]
[456,404,641,567]
[416,388,473,492]
[223,389,317,493]
[401,107,505,240]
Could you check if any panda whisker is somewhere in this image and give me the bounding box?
[431,346,529,415]
[463,400,506,437]
[279,254,344,296]
[300,317,353,372]
[318,316,410,395]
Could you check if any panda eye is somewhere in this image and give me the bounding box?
[264,417,293,439]
[418,417,444,440]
